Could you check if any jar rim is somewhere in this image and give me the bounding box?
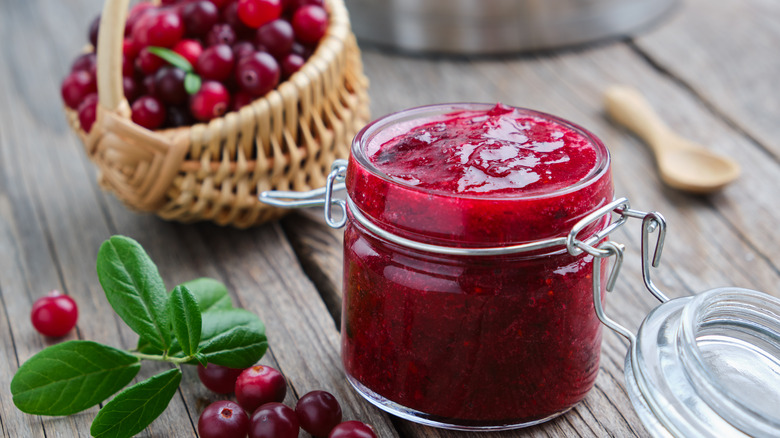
[350,102,612,201]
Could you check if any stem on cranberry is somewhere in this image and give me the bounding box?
[198,400,250,438]
[235,365,287,413]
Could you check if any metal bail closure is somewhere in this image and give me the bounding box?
[259,159,349,229]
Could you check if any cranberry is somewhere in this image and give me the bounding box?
[136,47,165,75]
[209,0,230,8]
[71,52,97,74]
[206,23,237,47]
[123,76,140,102]
[78,93,99,133]
[290,40,312,58]
[235,51,279,97]
[284,0,323,14]
[198,400,250,438]
[30,291,78,337]
[255,19,293,57]
[173,39,204,67]
[143,75,158,97]
[166,105,195,127]
[328,421,377,438]
[232,91,255,111]
[235,365,286,413]
[61,70,97,109]
[131,95,166,129]
[197,363,244,394]
[292,5,327,44]
[197,44,235,81]
[89,15,101,47]
[125,2,156,37]
[182,0,219,36]
[155,66,188,105]
[123,37,140,59]
[249,403,298,438]
[222,0,255,37]
[190,80,230,121]
[232,41,256,61]
[280,52,304,78]
[237,0,282,29]
[295,390,342,438]
[132,9,185,48]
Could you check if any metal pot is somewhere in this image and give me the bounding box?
[344,0,677,54]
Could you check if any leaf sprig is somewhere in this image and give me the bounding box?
[147,46,202,95]
[10,235,268,438]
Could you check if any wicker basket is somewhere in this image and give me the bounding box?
[64,0,369,227]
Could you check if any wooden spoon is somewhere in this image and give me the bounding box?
[604,85,740,194]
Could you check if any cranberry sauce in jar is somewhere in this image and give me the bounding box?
[342,103,614,430]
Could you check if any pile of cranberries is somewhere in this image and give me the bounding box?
[197,363,376,438]
[62,0,329,133]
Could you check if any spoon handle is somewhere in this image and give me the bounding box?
[604,85,674,154]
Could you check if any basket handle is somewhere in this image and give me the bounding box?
[96,0,129,111]
[89,0,190,212]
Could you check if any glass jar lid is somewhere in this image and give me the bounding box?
[625,287,780,438]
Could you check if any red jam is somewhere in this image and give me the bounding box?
[342,104,613,429]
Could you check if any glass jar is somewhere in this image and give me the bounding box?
[341,103,614,430]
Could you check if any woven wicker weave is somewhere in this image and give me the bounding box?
[65,0,369,227]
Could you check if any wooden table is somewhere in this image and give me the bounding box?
[2,0,779,436]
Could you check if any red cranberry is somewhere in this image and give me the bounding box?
[232,91,255,111]
[61,70,97,109]
[136,47,165,75]
[292,5,327,44]
[78,93,99,133]
[30,291,78,337]
[197,44,235,81]
[182,0,220,36]
[155,66,188,105]
[237,0,282,29]
[235,365,287,413]
[328,421,377,438]
[190,80,230,121]
[209,0,230,8]
[222,0,255,37]
[125,2,155,37]
[165,105,195,127]
[89,15,101,47]
[173,39,204,67]
[71,52,97,73]
[284,0,323,14]
[280,52,304,78]
[122,76,140,102]
[232,41,256,61]
[143,75,158,97]
[206,23,237,47]
[295,390,342,438]
[198,400,249,438]
[197,363,244,394]
[255,19,293,57]
[132,9,185,48]
[131,95,166,129]
[235,51,279,97]
[290,40,312,58]
[249,403,298,438]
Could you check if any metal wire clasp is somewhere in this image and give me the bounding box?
[258,159,349,228]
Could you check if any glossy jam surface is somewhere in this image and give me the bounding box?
[342,104,613,428]
[368,104,597,196]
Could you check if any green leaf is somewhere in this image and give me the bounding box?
[146,46,193,72]
[11,341,140,416]
[135,336,163,355]
[168,285,201,357]
[184,72,202,95]
[97,236,171,351]
[180,278,232,312]
[199,308,265,345]
[194,352,208,367]
[90,368,182,438]
[199,325,268,368]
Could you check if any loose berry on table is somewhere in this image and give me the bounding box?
[295,390,343,438]
[198,400,250,438]
[249,402,299,438]
[328,421,378,438]
[197,363,245,394]
[235,364,287,412]
[30,291,78,337]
